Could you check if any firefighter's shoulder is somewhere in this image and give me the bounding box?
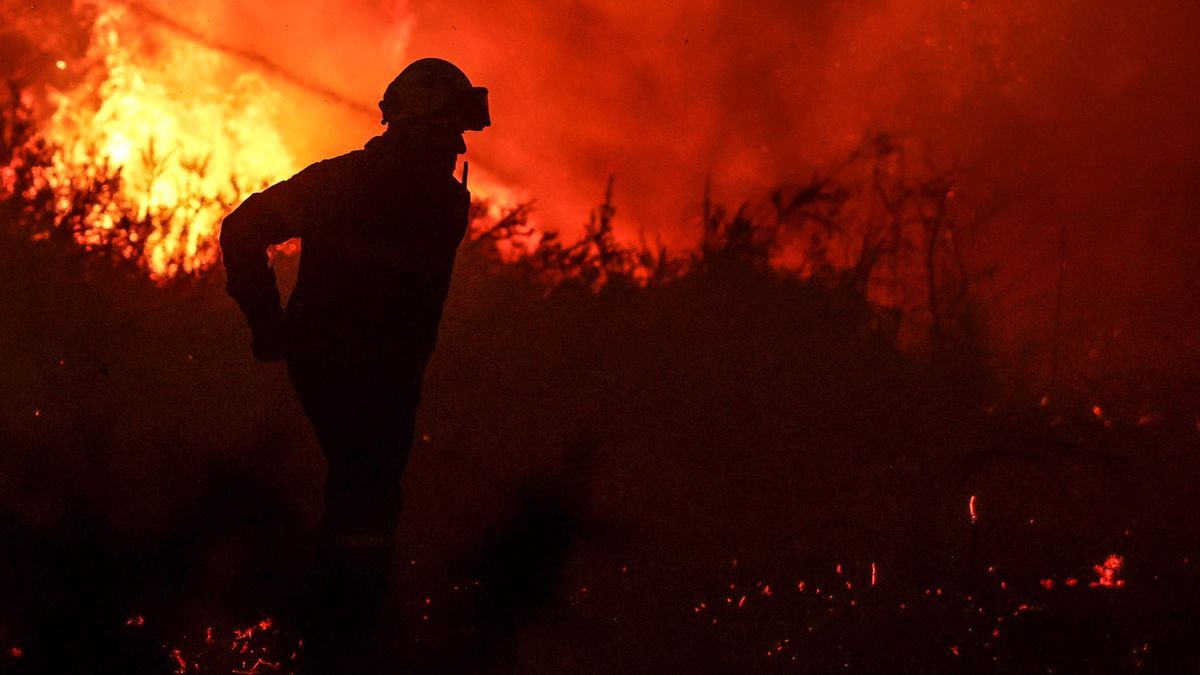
[286,149,369,191]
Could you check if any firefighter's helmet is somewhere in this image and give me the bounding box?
[379,58,490,131]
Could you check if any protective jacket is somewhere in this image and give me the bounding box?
[220,133,471,366]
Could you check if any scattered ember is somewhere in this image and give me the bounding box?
[167,617,297,674]
[9,647,21,658]
[1090,554,1126,588]
[233,657,282,674]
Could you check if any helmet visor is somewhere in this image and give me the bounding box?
[455,87,490,131]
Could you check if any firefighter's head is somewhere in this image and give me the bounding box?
[380,58,489,172]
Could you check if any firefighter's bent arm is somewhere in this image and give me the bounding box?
[219,170,320,359]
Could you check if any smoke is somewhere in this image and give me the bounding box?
[390,0,1200,370]
[6,0,1199,370]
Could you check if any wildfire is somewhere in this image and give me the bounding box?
[17,4,296,279]
[6,3,966,305]
[3,3,536,282]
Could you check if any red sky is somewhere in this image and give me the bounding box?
[11,0,1200,372]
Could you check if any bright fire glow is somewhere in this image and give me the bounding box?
[31,5,296,279]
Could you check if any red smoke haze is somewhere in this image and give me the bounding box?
[6,0,1200,373]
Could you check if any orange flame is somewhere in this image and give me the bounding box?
[10,3,532,282]
[33,4,296,279]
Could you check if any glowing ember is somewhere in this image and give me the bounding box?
[167,616,297,674]
[968,495,978,523]
[232,657,281,674]
[1090,554,1125,588]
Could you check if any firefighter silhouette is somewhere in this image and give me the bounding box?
[220,58,489,671]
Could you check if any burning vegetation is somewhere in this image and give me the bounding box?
[2,3,298,278]
[5,16,982,357]
[2,1,1199,674]
[6,1,978,347]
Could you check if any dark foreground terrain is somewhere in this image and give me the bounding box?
[1,218,1198,674]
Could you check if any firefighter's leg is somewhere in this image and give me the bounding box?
[288,360,420,671]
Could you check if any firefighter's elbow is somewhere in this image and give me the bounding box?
[218,202,261,257]
[217,212,242,253]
